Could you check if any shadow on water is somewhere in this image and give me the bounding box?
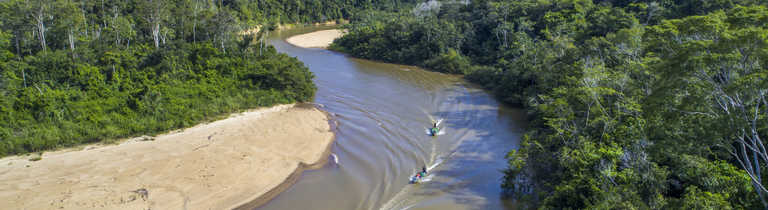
[347,58,461,92]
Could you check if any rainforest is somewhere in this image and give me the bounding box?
[1,0,767,209]
[0,0,417,156]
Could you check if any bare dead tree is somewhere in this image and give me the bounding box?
[68,28,75,51]
[714,85,768,208]
[141,0,167,48]
[695,37,768,207]
[112,6,120,46]
[32,4,48,52]
[193,0,199,44]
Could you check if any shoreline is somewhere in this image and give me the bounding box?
[229,30,347,209]
[285,29,346,48]
[0,103,337,210]
[241,20,348,36]
[232,105,338,209]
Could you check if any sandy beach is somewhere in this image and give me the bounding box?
[0,104,335,210]
[285,29,345,48]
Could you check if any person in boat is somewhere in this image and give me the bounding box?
[412,172,421,183]
[419,166,427,178]
[431,121,439,135]
[412,166,427,183]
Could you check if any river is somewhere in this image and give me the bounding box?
[256,26,525,210]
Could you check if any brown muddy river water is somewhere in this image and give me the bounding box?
[257,27,525,210]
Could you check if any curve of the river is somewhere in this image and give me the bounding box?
[256,27,525,210]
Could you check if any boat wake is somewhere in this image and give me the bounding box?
[380,157,445,210]
[331,153,339,165]
[425,118,445,136]
[424,128,447,136]
[427,158,443,171]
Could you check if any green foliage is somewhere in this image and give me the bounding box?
[423,49,471,74]
[677,186,733,210]
[333,0,768,208]
[667,155,760,208]
[0,0,422,156]
[331,9,469,66]
[0,41,316,156]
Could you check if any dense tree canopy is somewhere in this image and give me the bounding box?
[333,0,768,208]
[0,0,420,156]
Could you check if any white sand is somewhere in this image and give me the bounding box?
[0,104,335,210]
[285,29,345,48]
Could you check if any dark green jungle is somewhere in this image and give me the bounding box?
[0,0,417,155]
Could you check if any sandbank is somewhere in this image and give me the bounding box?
[285,29,345,48]
[0,104,335,210]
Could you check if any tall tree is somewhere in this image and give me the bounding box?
[31,0,51,51]
[138,0,171,48]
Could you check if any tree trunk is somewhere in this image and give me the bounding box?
[34,6,47,52]
[113,9,120,46]
[14,30,21,56]
[68,29,75,51]
[221,39,226,53]
[161,28,167,45]
[152,23,160,48]
[69,29,76,59]
[22,69,27,88]
[193,0,199,44]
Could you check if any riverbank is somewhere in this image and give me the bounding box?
[285,29,345,48]
[241,20,348,36]
[0,104,335,210]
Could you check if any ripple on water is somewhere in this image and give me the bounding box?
[257,27,525,210]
